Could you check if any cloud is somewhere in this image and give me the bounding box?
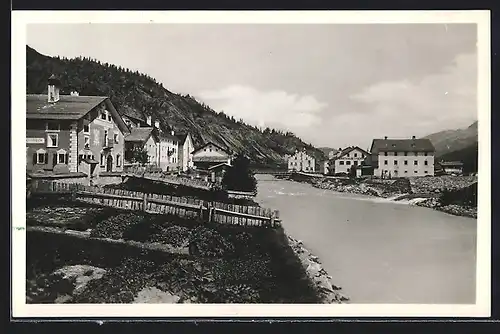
[346,52,477,139]
[197,85,327,130]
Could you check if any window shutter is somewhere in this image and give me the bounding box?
[32,153,37,164]
[65,153,69,164]
[53,153,57,166]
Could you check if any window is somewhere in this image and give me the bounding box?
[107,111,112,122]
[414,170,418,173]
[116,154,121,167]
[83,124,90,133]
[339,161,344,165]
[394,160,398,165]
[404,151,408,156]
[101,111,107,120]
[346,161,351,165]
[47,133,58,147]
[424,152,428,156]
[424,160,428,166]
[104,130,108,145]
[36,149,47,164]
[57,151,68,164]
[84,136,90,149]
[384,160,388,165]
[114,133,119,144]
[78,154,84,164]
[100,154,105,166]
[384,152,388,156]
[404,160,408,165]
[424,171,428,174]
[46,121,60,131]
[394,152,398,156]
[414,161,418,166]
[354,161,358,166]
[404,171,408,174]
[354,153,357,157]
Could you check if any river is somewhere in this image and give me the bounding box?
[255,174,477,304]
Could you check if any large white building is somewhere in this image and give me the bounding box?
[287,149,316,172]
[326,146,369,175]
[369,136,435,178]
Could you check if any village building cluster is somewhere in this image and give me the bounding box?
[26,75,233,182]
[286,136,463,179]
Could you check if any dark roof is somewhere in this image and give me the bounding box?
[121,105,146,123]
[192,141,231,155]
[370,138,435,153]
[27,94,130,135]
[27,94,108,120]
[158,131,179,142]
[125,127,155,143]
[176,133,189,144]
[336,146,370,159]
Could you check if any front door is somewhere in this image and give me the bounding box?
[106,154,113,172]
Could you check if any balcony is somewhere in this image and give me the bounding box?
[103,137,114,149]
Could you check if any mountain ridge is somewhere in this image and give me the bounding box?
[26,45,326,167]
[423,121,478,157]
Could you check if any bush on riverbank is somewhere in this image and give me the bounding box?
[440,182,477,208]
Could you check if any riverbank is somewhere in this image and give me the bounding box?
[285,173,477,219]
[26,199,345,304]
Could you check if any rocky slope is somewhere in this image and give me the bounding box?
[26,45,325,167]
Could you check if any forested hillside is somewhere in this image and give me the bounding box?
[26,45,325,167]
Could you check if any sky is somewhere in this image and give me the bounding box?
[26,23,478,149]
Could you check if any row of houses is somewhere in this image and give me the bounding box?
[26,75,233,181]
[285,136,463,178]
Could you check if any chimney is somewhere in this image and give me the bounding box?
[384,136,388,140]
[146,116,152,126]
[412,135,416,139]
[47,74,61,103]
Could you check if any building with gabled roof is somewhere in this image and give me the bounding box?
[191,141,232,171]
[177,132,195,172]
[26,75,130,177]
[325,146,370,175]
[287,149,316,173]
[369,136,435,178]
[124,127,159,166]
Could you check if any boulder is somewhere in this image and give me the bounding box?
[133,287,180,304]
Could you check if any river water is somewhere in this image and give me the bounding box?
[255,174,477,304]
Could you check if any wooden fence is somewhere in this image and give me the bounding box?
[124,167,214,191]
[31,180,281,228]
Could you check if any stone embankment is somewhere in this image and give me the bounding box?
[416,197,477,219]
[287,236,349,304]
[409,176,477,194]
[306,175,478,219]
[312,177,411,199]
